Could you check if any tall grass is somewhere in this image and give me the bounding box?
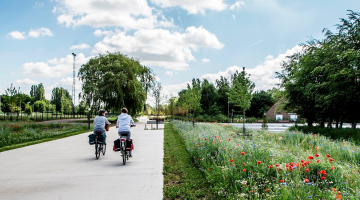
[0,122,88,148]
[171,121,360,199]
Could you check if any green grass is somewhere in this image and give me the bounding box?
[0,122,92,152]
[163,123,213,199]
[0,129,90,153]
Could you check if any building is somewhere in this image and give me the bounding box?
[266,98,297,122]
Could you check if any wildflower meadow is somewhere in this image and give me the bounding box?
[171,121,360,199]
[0,122,88,148]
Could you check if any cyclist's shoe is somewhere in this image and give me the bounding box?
[129,154,132,157]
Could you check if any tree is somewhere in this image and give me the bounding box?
[168,96,177,120]
[185,82,202,126]
[30,83,45,101]
[200,79,218,114]
[228,68,255,133]
[34,100,47,112]
[24,104,32,115]
[152,81,164,129]
[5,84,18,112]
[78,52,154,116]
[247,90,275,118]
[215,76,230,115]
[51,87,73,113]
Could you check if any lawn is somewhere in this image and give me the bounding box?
[163,123,213,199]
[0,122,89,152]
[171,120,360,199]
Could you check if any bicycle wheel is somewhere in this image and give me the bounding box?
[95,141,100,159]
[122,150,126,165]
[102,143,106,155]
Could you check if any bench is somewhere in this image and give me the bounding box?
[145,120,164,130]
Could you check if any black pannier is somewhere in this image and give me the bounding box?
[126,139,133,151]
[113,139,121,151]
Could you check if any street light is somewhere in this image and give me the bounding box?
[72,53,76,118]
[88,79,96,131]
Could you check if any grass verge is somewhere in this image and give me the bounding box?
[0,129,90,153]
[163,123,213,199]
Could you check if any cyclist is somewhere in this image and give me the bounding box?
[116,107,136,157]
[93,109,111,144]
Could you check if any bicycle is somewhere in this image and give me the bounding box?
[118,124,135,165]
[95,134,106,159]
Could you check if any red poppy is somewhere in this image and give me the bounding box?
[228,138,231,141]
[204,138,207,140]
[213,141,216,143]
[267,165,273,168]
[218,141,221,143]
[305,168,309,172]
[257,161,261,164]
[326,154,330,158]
[317,160,320,163]
[240,152,245,155]
[319,170,327,176]
[230,159,234,162]
[275,164,280,167]
[321,176,326,180]
[243,163,246,166]
[308,155,314,160]
[280,180,284,182]
[243,169,246,172]
[331,166,335,170]
[329,158,334,162]
[315,154,319,157]
[337,192,341,195]
[304,179,309,183]
[300,160,304,163]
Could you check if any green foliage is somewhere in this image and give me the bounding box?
[30,83,45,101]
[0,122,88,148]
[261,113,268,130]
[277,10,360,128]
[24,104,32,114]
[163,123,212,199]
[172,120,360,199]
[51,87,72,112]
[228,68,255,111]
[185,81,202,123]
[78,52,154,116]
[34,100,47,112]
[167,96,176,118]
[248,90,276,118]
[289,125,360,144]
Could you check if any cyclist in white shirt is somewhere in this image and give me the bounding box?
[116,108,136,156]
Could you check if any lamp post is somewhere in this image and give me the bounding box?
[72,53,76,118]
[88,79,96,131]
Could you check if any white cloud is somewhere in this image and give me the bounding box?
[8,31,26,40]
[230,1,245,10]
[54,0,174,30]
[52,7,57,13]
[15,78,39,85]
[202,58,210,63]
[232,15,236,19]
[200,45,303,91]
[28,28,53,38]
[93,29,114,37]
[150,0,228,14]
[7,28,53,39]
[22,53,93,78]
[92,26,224,70]
[34,2,44,7]
[70,43,90,50]
[165,71,174,75]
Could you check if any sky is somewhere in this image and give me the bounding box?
[1,0,359,106]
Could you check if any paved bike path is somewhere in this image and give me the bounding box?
[0,117,164,200]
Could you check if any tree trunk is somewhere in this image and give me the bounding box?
[243,109,245,133]
[320,117,325,128]
[335,119,339,129]
[351,119,357,129]
[307,118,313,127]
[327,118,333,128]
[340,117,343,128]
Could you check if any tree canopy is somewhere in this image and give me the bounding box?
[78,52,155,116]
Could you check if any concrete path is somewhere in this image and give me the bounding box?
[0,117,164,200]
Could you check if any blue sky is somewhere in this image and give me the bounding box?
[1,0,359,105]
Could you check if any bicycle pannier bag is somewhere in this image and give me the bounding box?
[126,139,133,151]
[88,134,95,145]
[113,139,121,151]
[105,124,110,131]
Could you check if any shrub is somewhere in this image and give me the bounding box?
[289,125,360,143]
[24,104,32,115]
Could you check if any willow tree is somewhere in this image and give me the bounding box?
[78,52,155,116]
[229,67,255,133]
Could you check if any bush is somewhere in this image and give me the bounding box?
[24,104,32,115]
[289,125,360,143]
